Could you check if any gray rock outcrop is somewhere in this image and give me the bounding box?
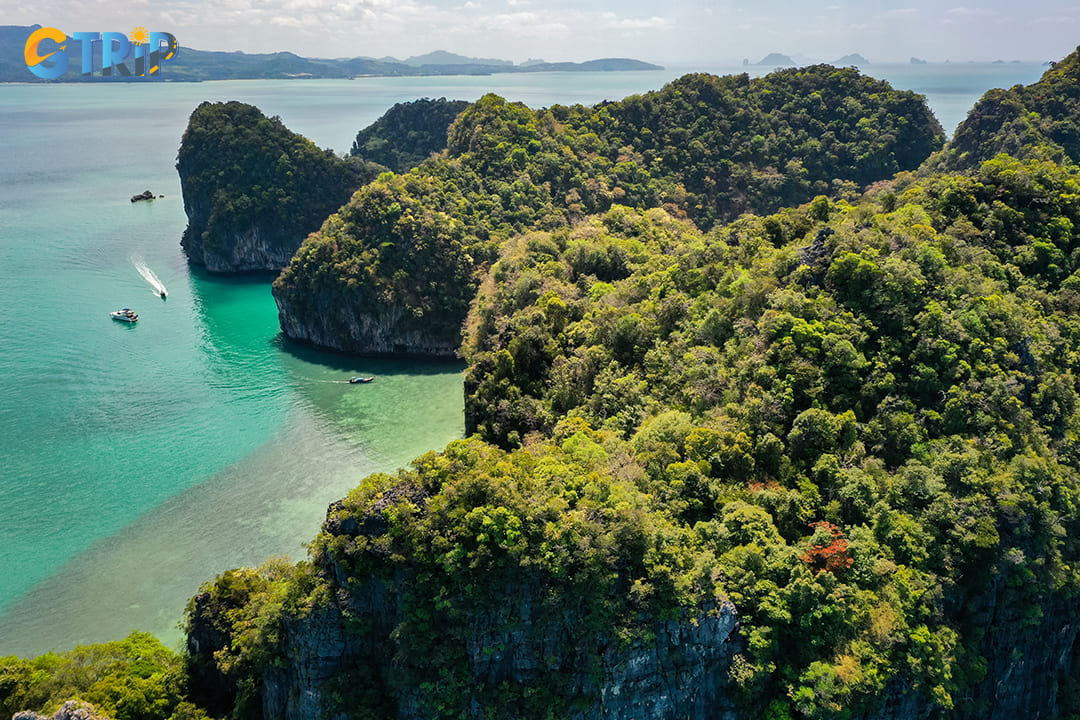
[274,298,462,358]
[261,564,742,720]
[13,701,112,720]
[182,224,300,274]
[187,505,1080,720]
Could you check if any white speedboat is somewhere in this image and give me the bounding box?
[110,308,138,323]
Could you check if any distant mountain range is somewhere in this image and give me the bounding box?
[1,26,662,82]
[396,50,515,68]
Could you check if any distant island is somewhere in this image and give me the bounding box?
[833,53,869,65]
[911,56,928,64]
[755,52,796,67]
[753,52,868,67]
[0,25,662,82]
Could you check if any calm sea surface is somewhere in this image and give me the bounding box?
[0,61,1045,657]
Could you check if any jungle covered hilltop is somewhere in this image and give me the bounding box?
[5,50,1080,720]
[271,66,943,355]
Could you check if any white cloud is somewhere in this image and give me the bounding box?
[1031,13,1080,25]
[947,7,998,17]
[269,14,312,28]
[478,11,568,38]
[603,15,669,31]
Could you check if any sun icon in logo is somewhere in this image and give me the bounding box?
[129,26,149,44]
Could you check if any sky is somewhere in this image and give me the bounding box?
[2,0,1079,65]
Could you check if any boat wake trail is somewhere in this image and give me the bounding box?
[295,375,357,384]
[133,258,167,297]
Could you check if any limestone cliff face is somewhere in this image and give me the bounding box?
[176,101,375,273]
[264,598,741,720]
[271,176,477,357]
[180,221,305,273]
[250,550,1080,720]
[259,499,742,720]
[955,574,1078,719]
[274,294,462,358]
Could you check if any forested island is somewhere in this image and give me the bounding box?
[7,48,1080,720]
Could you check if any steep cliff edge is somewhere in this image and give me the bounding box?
[271,175,477,357]
[260,566,742,720]
[184,429,1080,720]
[202,166,1080,719]
[176,101,378,272]
[455,187,1080,719]
[958,572,1079,718]
[186,434,744,720]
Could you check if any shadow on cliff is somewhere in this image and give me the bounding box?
[186,263,281,285]
[270,333,466,376]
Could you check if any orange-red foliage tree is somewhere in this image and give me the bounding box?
[800,521,854,574]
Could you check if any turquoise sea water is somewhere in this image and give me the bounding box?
[0,61,1046,657]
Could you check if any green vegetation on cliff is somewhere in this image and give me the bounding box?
[212,167,1080,718]
[177,101,381,271]
[0,633,203,720]
[936,45,1080,171]
[273,173,480,355]
[274,67,943,354]
[183,560,305,720]
[349,98,470,173]
[584,68,942,227]
[459,156,1080,712]
[313,433,710,719]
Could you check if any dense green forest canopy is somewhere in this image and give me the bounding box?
[578,68,943,227]
[349,98,470,173]
[0,633,203,720]
[463,158,1080,452]
[457,156,1080,714]
[274,65,943,353]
